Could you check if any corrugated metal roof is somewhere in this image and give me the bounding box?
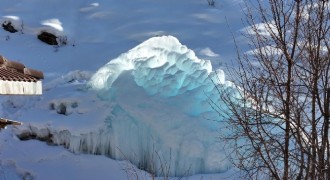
[0,55,44,82]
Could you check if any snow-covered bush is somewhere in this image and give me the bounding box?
[1,16,23,33]
[206,0,216,7]
[15,124,52,144]
[38,18,68,46]
[2,21,18,33]
[49,99,79,116]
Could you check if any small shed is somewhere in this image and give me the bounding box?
[0,55,44,95]
[0,55,44,128]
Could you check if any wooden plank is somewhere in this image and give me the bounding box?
[0,118,22,129]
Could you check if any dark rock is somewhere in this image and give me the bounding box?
[17,131,37,141]
[37,31,58,45]
[49,102,56,110]
[57,103,67,115]
[2,21,18,33]
[71,101,78,108]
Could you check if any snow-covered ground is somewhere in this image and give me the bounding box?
[0,0,247,179]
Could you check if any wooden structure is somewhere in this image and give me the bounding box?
[0,55,43,95]
[0,55,44,128]
[0,118,22,129]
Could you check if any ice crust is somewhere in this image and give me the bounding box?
[88,36,233,176]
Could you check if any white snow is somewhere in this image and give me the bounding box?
[199,47,220,57]
[41,18,63,33]
[0,0,248,179]
[241,21,278,37]
[79,3,100,13]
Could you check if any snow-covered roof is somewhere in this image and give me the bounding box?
[0,55,43,95]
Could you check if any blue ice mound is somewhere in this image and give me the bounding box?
[89,36,226,97]
[88,36,234,176]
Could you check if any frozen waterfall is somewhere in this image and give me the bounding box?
[87,36,234,176]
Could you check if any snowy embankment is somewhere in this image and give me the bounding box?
[4,36,237,177]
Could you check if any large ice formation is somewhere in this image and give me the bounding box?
[87,36,233,176]
[90,36,221,95]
